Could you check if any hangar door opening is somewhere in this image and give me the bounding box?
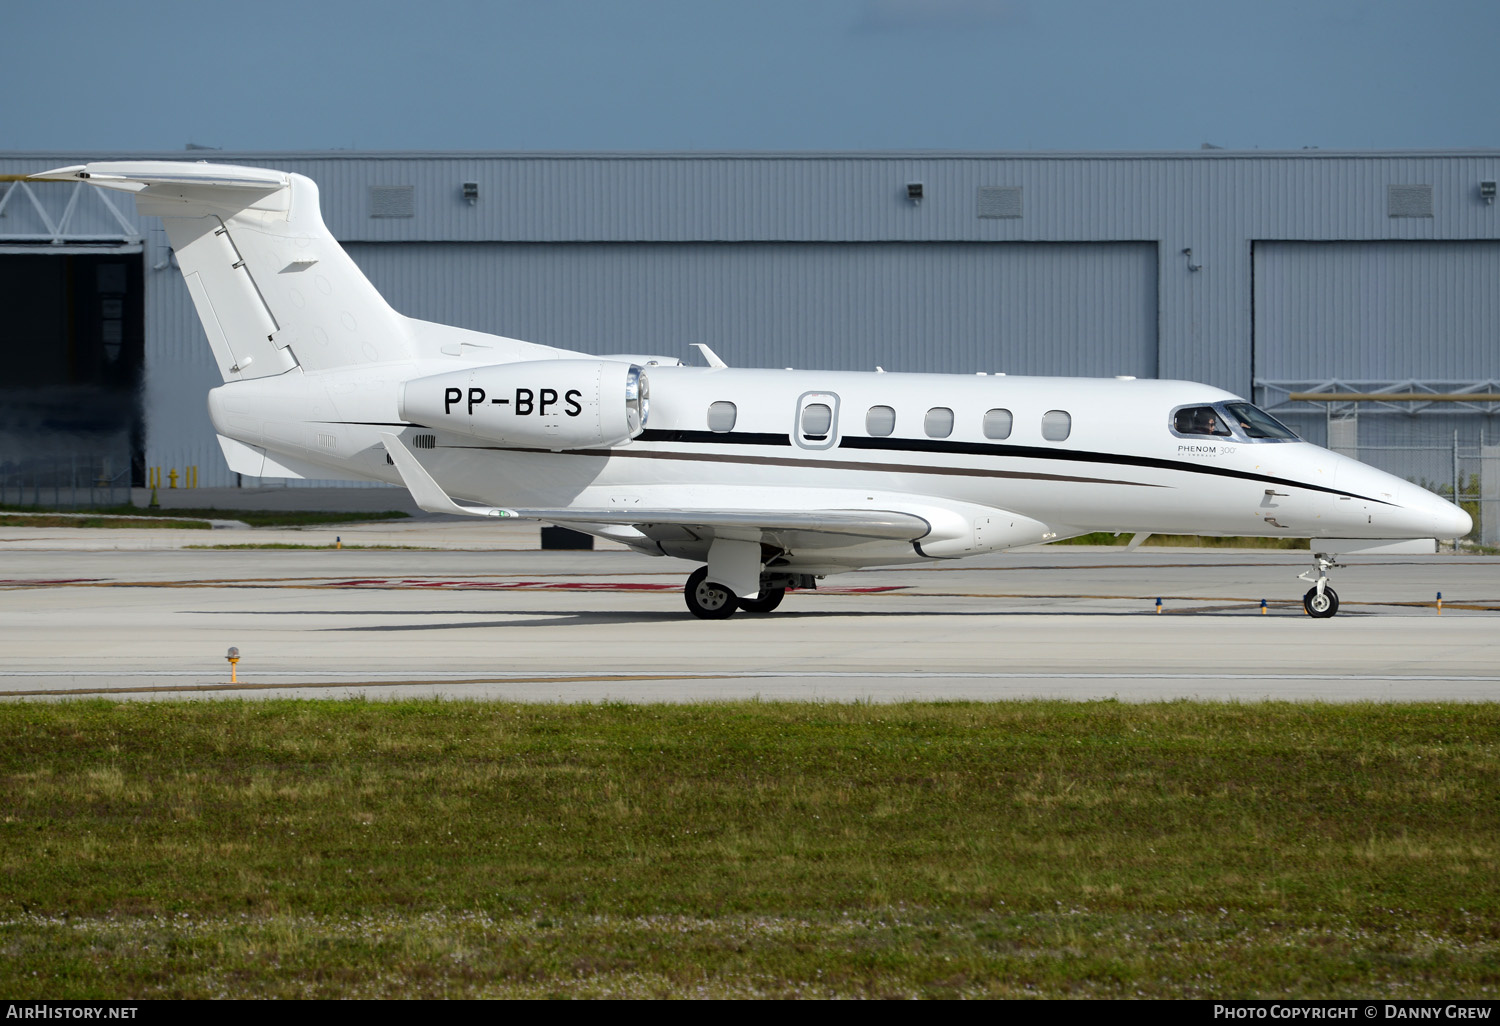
[348,241,1160,378]
[0,252,145,500]
[1252,240,1500,489]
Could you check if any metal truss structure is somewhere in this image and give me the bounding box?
[0,176,141,251]
[1257,380,1500,417]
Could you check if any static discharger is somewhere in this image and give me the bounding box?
[226,647,240,684]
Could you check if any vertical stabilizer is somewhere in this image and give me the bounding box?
[32,162,415,381]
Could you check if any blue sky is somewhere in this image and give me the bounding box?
[4,0,1496,153]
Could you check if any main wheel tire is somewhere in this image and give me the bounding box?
[1303,586,1339,618]
[685,566,738,620]
[736,587,786,614]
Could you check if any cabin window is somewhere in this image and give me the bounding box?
[1224,402,1298,440]
[925,407,954,438]
[801,403,833,440]
[982,408,1013,440]
[1173,405,1231,437]
[1041,410,1071,441]
[865,405,896,436]
[707,401,737,432]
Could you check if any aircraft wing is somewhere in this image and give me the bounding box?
[378,432,929,542]
[493,506,928,540]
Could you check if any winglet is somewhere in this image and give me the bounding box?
[690,343,728,369]
[380,432,514,519]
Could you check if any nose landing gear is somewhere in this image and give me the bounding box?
[1298,553,1344,618]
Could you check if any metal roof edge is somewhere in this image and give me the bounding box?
[3,148,1500,163]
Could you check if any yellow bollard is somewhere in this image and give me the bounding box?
[227,647,240,684]
[336,536,342,550]
[1437,592,1443,616]
[1260,599,1268,615]
[1155,597,1162,614]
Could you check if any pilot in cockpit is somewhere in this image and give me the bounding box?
[1175,405,1231,437]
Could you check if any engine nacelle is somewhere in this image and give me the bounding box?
[399,360,648,450]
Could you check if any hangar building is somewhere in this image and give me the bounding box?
[1,149,1497,527]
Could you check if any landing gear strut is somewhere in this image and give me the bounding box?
[1298,552,1344,618]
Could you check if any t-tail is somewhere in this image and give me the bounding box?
[30,161,561,379]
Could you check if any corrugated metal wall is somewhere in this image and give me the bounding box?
[2,149,1498,488]
[347,241,1158,377]
[1254,240,1500,380]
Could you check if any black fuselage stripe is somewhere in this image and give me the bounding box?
[345,421,1391,505]
[440,445,1161,488]
[838,435,1388,503]
[639,429,791,446]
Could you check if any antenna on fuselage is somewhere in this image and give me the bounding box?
[691,343,728,369]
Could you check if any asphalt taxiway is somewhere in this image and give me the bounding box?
[2,520,1496,702]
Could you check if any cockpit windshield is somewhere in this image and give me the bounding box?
[1172,402,1300,442]
[1223,403,1298,440]
[1173,406,1231,436]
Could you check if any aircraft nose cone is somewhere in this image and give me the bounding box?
[1438,502,1473,539]
[1400,482,1472,539]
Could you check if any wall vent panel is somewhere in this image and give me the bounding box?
[1387,184,1433,218]
[370,185,415,219]
[977,186,1023,219]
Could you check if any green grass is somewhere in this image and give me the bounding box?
[2,700,1497,998]
[1055,532,1311,549]
[0,503,410,528]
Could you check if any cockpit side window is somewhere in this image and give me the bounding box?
[1173,405,1231,437]
[1224,402,1298,440]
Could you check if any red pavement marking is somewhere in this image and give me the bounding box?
[320,578,906,593]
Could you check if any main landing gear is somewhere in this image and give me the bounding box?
[1298,552,1345,618]
[684,567,738,620]
[682,566,800,619]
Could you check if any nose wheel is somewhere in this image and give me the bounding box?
[1297,553,1344,619]
[1302,586,1339,618]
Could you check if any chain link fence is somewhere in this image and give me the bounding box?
[1276,410,1499,546]
[1352,444,1497,545]
[0,453,133,509]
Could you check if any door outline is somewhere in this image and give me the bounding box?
[794,391,840,451]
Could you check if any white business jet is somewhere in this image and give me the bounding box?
[35,162,1471,618]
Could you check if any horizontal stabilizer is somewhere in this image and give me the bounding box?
[30,162,288,194]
